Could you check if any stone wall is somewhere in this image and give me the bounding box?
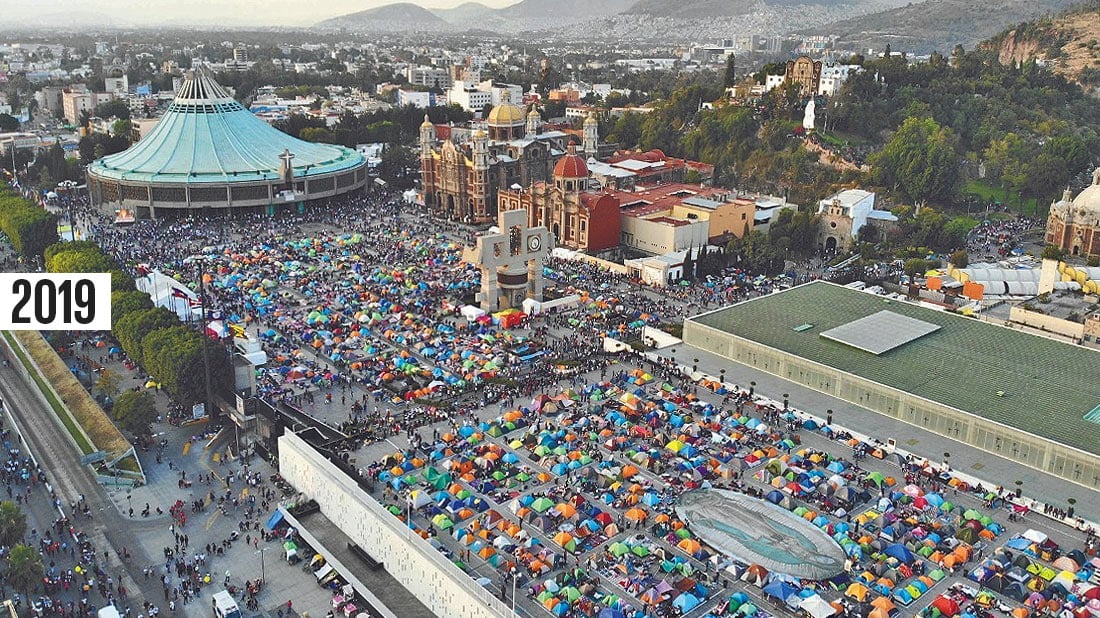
[279,432,512,618]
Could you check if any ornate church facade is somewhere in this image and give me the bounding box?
[1047,169,1100,257]
[419,93,598,224]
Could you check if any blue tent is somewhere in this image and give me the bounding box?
[763,581,800,600]
[884,543,915,563]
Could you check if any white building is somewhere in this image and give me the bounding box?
[817,189,897,238]
[405,66,452,89]
[751,194,795,233]
[818,64,861,96]
[397,90,438,109]
[446,80,493,112]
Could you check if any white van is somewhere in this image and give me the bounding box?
[212,591,242,618]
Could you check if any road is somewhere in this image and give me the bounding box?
[0,337,156,610]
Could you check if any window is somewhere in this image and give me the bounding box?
[741,213,746,220]
[509,225,521,255]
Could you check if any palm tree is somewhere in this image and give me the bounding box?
[7,544,43,601]
[0,502,26,547]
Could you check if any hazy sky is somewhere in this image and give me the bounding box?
[8,0,519,27]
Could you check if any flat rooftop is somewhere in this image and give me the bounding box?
[689,281,1100,455]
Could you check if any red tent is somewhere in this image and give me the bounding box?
[932,596,960,617]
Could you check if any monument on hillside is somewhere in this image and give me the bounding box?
[463,209,552,311]
[802,98,816,132]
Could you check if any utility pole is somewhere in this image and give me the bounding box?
[197,259,214,420]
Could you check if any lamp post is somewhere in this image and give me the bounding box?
[782,393,789,410]
[943,452,951,472]
[1014,480,1023,498]
[195,256,214,420]
[1067,497,1076,519]
[257,547,270,583]
[510,567,518,615]
[826,409,833,426]
[693,358,699,373]
[749,381,755,396]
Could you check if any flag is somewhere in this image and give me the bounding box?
[188,297,203,308]
[171,288,190,299]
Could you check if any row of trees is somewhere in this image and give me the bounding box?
[44,241,133,292]
[0,502,45,602]
[44,241,230,412]
[112,299,231,408]
[0,190,58,259]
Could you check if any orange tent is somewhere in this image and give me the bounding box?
[678,538,702,554]
[625,508,648,522]
[872,597,896,613]
[555,503,577,518]
[846,583,870,602]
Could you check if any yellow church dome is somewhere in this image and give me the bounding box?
[487,91,525,127]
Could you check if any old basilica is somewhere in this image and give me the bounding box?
[419,92,597,224]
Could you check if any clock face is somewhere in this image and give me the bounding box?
[528,235,542,252]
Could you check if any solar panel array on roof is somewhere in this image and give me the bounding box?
[818,310,941,355]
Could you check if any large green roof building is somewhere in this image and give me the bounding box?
[87,69,368,215]
[684,281,1100,491]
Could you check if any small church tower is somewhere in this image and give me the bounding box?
[583,112,598,157]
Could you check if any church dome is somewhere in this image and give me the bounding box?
[1055,168,1100,225]
[1071,169,1100,214]
[554,148,588,179]
[487,91,525,127]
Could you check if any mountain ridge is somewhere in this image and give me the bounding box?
[805,0,1081,54]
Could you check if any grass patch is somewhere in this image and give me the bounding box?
[11,331,130,457]
[3,331,94,454]
[964,180,1042,217]
[659,323,684,339]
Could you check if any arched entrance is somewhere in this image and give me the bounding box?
[1073,245,1081,255]
[552,222,560,239]
[446,194,456,218]
[825,237,838,253]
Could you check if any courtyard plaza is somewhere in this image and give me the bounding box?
[53,193,1095,618]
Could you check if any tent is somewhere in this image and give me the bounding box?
[798,595,838,618]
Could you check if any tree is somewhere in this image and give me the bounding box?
[95,368,123,400]
[0,114,18,132]
[949,249,969,267]
[6,544,44,601]
[871,116,960,205]
[113,307,180,366]
[723,54,737,88]
[0,501,26,547]
[111,290,154,327]
[299,127,335,143]
[1041,245,1067,261]
[111,391,158,436]
[94,99,131,120]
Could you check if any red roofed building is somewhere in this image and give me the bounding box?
[498,145,621,253]
[588,149,714,190]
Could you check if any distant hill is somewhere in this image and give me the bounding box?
[624,0,760,18]
[984,7,1100,93]
[430,2,495,22]
[316,2,451,30]
[323,0,635,31]
[498,0,636,20]
[806,0,1081,54]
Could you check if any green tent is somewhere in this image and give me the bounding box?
[531,497,554,513]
